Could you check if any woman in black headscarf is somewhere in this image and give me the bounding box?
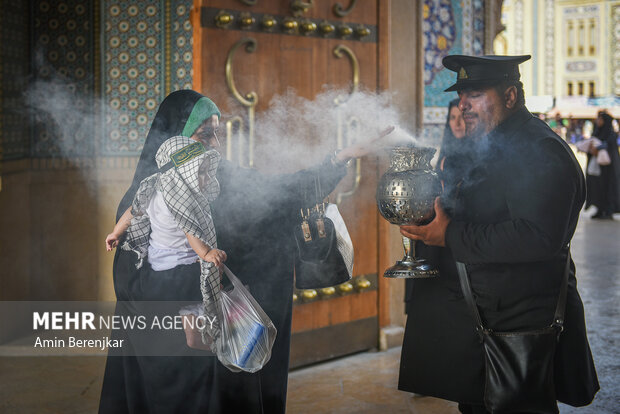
[99,90,226,413]
[404,98,468,312]
[100,90,390,413]
[587,110,620,219]
[436,98,466,171]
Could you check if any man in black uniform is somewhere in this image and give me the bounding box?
[397,55,599,413]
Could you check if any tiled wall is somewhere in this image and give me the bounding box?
[423,0,486,142]
[31,0,96,158]
[0,0,31,161]
[3,0,194,161]
[423,0,461,106]
[101,0,193,156]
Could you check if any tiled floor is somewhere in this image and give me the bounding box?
[0,210,618,413]
[287,347,459,414]
[0,356,102,414]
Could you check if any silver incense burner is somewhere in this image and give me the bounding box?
[376,146,441,278]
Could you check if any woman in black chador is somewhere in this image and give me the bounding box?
[99,89,390,413]
[587,110,620,219]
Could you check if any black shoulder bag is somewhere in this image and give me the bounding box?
[456,251,570,414]
[293,175,351,289]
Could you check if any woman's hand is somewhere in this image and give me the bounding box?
[336,126,395,161]
[589,141,599,156]
[203,249,227,267]
[105,233,121,251]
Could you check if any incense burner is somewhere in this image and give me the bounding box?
[376,146,441,278]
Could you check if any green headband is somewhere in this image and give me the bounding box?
[181,97,221,138]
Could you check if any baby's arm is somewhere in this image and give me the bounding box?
[105,207,134,251]
[185,233,227,267]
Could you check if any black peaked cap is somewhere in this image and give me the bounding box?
[442,54,531,92]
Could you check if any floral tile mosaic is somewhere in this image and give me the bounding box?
[424,0,486,141]
[6,0,195,159]
[101,0,193,156]
[30,0,95,158]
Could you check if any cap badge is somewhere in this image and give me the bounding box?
[458,67,468,80]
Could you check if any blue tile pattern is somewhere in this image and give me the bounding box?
[101,1,164,155]
[423,0,486,140]
[9,0,194,159]
[423,0,457,87]
[422,124,446,146]
[423,0,462,108]
[170,0,194,92]
[101,0,193,156]
[31,0,95,158]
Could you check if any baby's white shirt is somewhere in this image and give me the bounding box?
[145,190,199,271]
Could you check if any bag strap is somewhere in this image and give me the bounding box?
[300,172,321,219]
[456,245,571,337]
[455,261,486,336]
[553,246,572,329]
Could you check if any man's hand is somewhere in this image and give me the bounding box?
[400,198,450,247]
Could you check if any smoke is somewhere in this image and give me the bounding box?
[252,87,425,173]
[22,76,433,204]
[26,77,96,157]
[23,61,129,197]
[23,75,428,175]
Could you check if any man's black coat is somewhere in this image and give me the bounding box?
[399,108,599,406]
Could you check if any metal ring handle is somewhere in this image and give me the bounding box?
[225,38,258,108]
[333,0,358,17]
[333,44,359,99]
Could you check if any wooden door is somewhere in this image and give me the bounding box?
[192,0,389,367]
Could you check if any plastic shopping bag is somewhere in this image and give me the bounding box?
[216,265,277,373]
[597,148,611,166]
[587,156,601,176]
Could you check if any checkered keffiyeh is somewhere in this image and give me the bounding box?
[122,136,222,344]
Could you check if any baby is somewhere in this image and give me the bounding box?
[106,135,225,348]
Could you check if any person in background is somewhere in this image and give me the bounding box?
[397,55,598,414]
[548,112,566,139]
[587,110,620,219]
[566,116,583,144]
[405,98,466,314]
[436,98,467,171]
